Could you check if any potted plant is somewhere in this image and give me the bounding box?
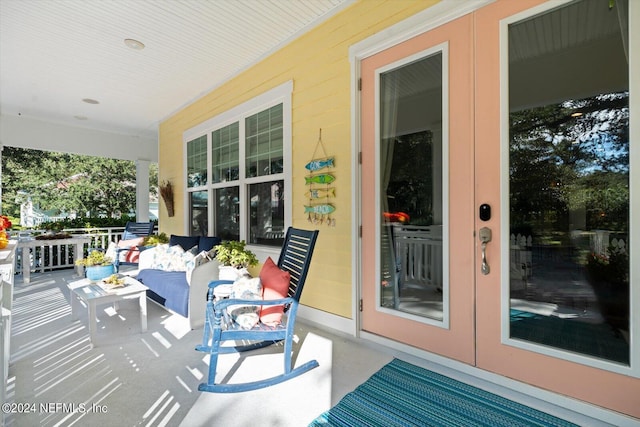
[76,250,116,281]
[141,232,169,247]
[214,240,258,280]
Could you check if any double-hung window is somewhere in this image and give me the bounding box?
[184,81,292,249]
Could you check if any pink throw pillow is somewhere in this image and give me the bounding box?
[259,257,290,326]
[117,237,144,248]
[117,238,144,262]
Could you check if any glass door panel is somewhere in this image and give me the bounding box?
[379,52,445,322]
[507,0,630,365]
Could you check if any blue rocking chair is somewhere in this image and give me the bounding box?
[195,227,319,393]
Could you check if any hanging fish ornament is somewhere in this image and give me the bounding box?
[305,204,336,225]
[304,204,336,215]
[305,187,336,199]
[305,174,335,185]
[305,157,335,172]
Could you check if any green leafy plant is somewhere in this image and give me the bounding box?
[586,245,629,286]
[141,232,169,247]
[214,240,258,269]
[75,250,114,267]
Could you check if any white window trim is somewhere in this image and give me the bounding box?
[373,43,451,330]
[183,80,293,261]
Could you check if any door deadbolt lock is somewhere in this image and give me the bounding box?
[479,227,492,275]
[479,204,491,221]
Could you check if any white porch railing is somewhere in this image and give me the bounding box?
[393,224,443,291]
[510,233,533,280]
[14,226,157,276]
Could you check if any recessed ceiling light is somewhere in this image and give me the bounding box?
[82,98,99,105]
[124,38,145,50]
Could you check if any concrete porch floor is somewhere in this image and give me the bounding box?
[3,268,624,426]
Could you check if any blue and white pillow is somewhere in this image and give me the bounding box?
[227,274,262,329]
[151,244,197,271]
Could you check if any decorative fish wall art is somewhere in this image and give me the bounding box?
[305,157,335,172]
[305,174,335,185]
[305,188,336,199]
[305,129,337,226]
[304,204,336,215]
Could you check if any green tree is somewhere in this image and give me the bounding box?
[2,147,157,220]
[509,91,629,235]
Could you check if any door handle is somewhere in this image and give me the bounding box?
[479,227,492,275]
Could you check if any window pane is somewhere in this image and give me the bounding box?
[214,186,240,241]
[378,52,444,321]
[245,104,284,178]
[508,0,629,364]
[212,122,239,183]
[189,191,208,236]
[248,180,285,246]
[187,135,207,187]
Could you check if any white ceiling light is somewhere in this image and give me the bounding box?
[124,38,145,50]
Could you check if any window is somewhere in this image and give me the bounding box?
[184,81,292,249]
[189,190,208,236]
[187,135,207,188]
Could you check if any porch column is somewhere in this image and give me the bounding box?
[136,159,150,222]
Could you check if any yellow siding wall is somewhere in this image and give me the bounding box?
[159,0,437,318]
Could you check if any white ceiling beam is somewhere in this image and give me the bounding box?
[0,114,157,162]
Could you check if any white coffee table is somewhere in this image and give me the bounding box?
[68,276,148,347]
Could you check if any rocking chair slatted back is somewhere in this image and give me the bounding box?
[278,228,318,304]
[121,222,155,240]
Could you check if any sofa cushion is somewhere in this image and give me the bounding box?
[169,235,199,251]
[198,236,221,253]
[259,257,290,326]
[137,269,190,317]
[150,244,200,272]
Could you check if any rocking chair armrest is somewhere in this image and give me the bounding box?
[208,279,234,288]
[256,297,295,307]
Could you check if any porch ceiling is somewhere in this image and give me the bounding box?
[0,0,351,140]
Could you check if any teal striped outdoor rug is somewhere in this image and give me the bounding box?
[309,358,577,427]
